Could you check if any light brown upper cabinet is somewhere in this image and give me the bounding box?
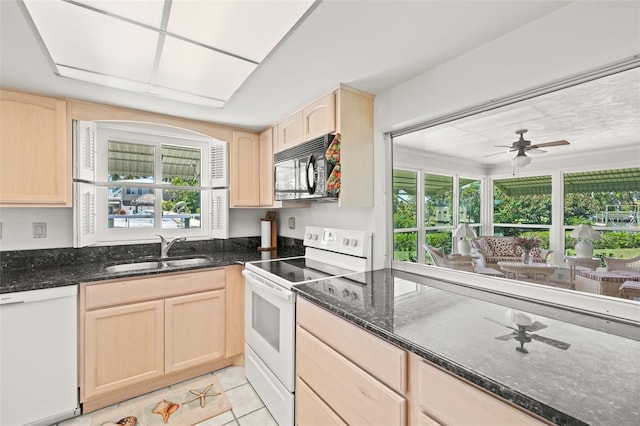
[230,128,279,208]
[276,110,304,152]
[0,89,71,206]
[275,92,336,153]
[230,130,260,207]
[275,85,374,207]
[259,127,274,206]
[302,92,336,143]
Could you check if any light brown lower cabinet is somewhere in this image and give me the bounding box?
[296,298,407,426]
[409,353,549,426]
[296,298,549,426]
[296,377,347,426]
[80,267,243,413]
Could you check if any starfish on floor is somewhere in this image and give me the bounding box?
[182,383,221,408]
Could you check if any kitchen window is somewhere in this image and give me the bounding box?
[73,121,228,247]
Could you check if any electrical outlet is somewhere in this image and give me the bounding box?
[33,222,47,238]
[288,217,296,229]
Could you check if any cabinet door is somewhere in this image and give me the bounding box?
[225,265,245,357]
[83,300,164,399]
[297,326,406,426]
[230,131,260,206]
[415,356,547,425]
[259,128,274,206]
[303,92,335,141]
[165,290,226,373]
[0,89,70,206]
[276,110,303,152]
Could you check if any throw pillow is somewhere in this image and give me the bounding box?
[530,247,542,258]
[493,237,516,256]
[473,237,493,255]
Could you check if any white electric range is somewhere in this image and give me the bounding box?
[242,226,372,426]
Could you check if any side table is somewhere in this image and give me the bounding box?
[564,256,601,287]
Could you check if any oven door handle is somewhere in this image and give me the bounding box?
[243,269,293,302]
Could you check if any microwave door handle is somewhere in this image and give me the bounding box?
[305,155,317,195]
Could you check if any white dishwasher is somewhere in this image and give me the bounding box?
[1,285,80,426]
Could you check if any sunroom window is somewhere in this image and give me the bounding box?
[493,175,552,250]
[563,167,640,260]
[393,168,482,265]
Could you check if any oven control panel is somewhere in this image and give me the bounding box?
[304,226,372,258]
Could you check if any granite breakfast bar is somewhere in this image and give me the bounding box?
[293,268,640,426]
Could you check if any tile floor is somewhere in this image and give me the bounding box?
[57,366,278,426]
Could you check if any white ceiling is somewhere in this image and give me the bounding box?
[2,0,573,130]
[1,0,638,168]
[393,68,640,167]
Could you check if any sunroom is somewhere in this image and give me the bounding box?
[390,65,639,287]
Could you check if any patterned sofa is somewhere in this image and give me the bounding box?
[424,244,505,277]
[470,236,552,269]
[575,255,640,297]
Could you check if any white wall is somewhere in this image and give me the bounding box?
[0,208,74,250]
[0,207,271,251]
[375,1,640,133]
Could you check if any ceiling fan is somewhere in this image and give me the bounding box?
[486,129,570,167]
[484,310,570,354]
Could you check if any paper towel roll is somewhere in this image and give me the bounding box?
[261,251,272,261]
[261,220,271,248]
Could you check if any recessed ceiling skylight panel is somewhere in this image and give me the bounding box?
[22,0,315,108]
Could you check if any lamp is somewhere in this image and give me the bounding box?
[454,223,477,255]
[512,152,532,168]
[569,224,601,258]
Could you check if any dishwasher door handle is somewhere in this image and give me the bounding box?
[0,300,25,306]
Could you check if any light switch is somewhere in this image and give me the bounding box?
[33,222,47,238]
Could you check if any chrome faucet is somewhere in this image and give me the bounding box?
[157,235,186,259]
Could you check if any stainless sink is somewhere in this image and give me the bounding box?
[103,256,213,274]
[164,257,212,268]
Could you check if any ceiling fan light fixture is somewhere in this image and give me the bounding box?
[512,152,532,168]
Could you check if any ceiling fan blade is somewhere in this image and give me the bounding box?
[495,332,516,341]
[530,334,571,350]
[525,321,547,333]
[483,151,511,158]
[530,140,570,148]
[526,148,547,155]
[483,316,517,331]
[493,145,514,148]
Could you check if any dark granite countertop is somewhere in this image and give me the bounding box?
[1,237,304,293]
[293,268,640,426]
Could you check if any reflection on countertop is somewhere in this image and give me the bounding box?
[293,268,640,426]
[0,236,304,293]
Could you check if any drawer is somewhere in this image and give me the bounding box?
[415,356,547,425]
[296,326,406,426]
[296,377,346,426]
[417,411,443,426]
[296,298,407,393]
[84,268,225,310]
